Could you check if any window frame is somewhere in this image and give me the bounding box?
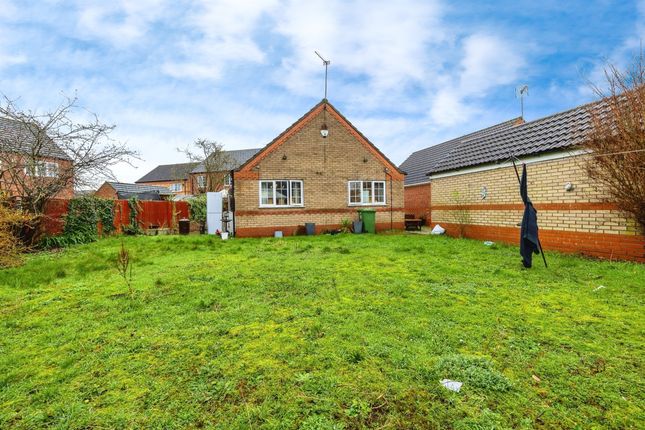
[24,161,59,177]
[169,182,183,192]
[259,179,304,208]
[347,180,386,206]
[196,175,206,189]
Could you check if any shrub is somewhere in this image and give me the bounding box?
[188,194,207,230]
[0,195,34,267]
[40,196,114,248]
[584,55,645,231]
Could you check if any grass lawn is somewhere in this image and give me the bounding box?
[0,234,643,429]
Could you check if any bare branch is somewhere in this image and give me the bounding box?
[583,51,645,231]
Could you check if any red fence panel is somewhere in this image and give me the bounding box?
[42,199,190,236]
[42,199,69,235]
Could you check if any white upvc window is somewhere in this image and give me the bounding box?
[197,175,206,188]
[224,173,232,186]
[348,180,386,205]
[25,161,58,177]
[169,183,182,192]
[259,180,304,207]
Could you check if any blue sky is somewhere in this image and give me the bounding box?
[0,0,642,183]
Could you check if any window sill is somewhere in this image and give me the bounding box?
[259,205,305,209]
[348,203,387,207]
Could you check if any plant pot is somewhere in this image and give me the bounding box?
[221,232,229,240]
[353,221,363,234]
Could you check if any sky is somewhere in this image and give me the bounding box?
[0,0,643,184]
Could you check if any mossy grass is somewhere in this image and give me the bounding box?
[0,234,643,428]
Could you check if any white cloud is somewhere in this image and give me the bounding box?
[272,0,445,103]
[161,0,279,80]
[75,0,168,47]
[429,33,525,126]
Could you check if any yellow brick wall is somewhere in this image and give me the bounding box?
[234,107,404,231]
[431,154,640,235]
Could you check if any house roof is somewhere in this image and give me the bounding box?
[0,116,71,161]
[428,102,596,175]
[399,118,522,185]
[136,162,199,183]
[105,182,173,195]
[236,99,405,179]
[191,148,262,174]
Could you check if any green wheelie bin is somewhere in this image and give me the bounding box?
[357,209,376,233]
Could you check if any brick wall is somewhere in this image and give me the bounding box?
[404,182,431,224]
[234,104,404,236]
[429,153,644,262]
[94,182,117,199]
[0,156,73,199]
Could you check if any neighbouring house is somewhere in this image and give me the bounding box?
[400,101,644,262]
[94,181,174,200]
[231,99,405,237]
[188,148,261,194]
[136,149,261,197]
[400,117,523,224]
[0,116,74,200]
[135,162,199,196]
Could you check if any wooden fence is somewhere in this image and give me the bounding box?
[43,199,190,236]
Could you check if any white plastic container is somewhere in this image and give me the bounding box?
[221,232,229,240]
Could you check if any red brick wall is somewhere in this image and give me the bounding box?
[0,157,74,199]
[94,183,117,199]
[404,183,431,224]
[434,222,644,262]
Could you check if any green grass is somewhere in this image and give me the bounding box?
[0,234,643,429]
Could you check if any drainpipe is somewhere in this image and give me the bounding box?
[230,169,235,236]
[384,168,393,231]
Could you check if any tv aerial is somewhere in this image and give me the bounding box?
[516,85,529,118]
[315,51,330,100]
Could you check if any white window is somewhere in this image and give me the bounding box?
[25,161,58,177]
[348,181,386,205]
[169,183,182,192]
[259,180,304,207]
[197,175,206,188]
[224,174,232,186]
[45,162,58,177]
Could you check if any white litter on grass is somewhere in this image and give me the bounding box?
[440,379,462,392]
[483,241,495,246]
[594,285,606,292]
[431,224,446,235]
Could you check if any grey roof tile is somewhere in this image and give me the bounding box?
[0,116,71,160]
[107,182,173,195]
[430,103,593,174]
[136,162,199,183]
[399,118,521,185]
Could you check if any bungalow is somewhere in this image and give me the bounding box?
[231,99,405,237]
[400,101,644,262]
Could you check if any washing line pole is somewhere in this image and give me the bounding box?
[511,155,548,268]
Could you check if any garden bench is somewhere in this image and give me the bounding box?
[404,214,423,231]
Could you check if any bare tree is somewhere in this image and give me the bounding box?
[584,53,645,231]
[179,138,232,193]
[0,94,138,240]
